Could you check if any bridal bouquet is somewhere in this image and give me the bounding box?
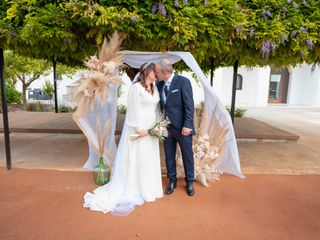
[130,115,169,141]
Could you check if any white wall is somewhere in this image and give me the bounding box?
[15,71,80,106]
[288,64,320,106]
[212,66,270,107]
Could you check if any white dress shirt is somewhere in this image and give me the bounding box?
[163,73,175,102]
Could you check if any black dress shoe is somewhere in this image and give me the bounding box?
[186,182,195,196]
[165,181,177,195]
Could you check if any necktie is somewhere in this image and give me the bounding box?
[164,85,169,97]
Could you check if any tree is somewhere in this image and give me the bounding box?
[4,50,78,106]
[4,50,51,105]
[3,0,320,69]
[42,80,54,99]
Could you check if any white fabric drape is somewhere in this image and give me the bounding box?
[77,51,243,179]
[121,51,244,178]
[74,84,118,169]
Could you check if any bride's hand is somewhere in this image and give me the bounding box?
[138,129,148,137]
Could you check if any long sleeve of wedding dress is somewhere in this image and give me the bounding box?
[83,83,163,216]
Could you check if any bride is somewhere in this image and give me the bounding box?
[83,62,163,215]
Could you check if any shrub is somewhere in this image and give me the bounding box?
[27,101,46,112]
[0,84,21,104]
[42,80,54,99]
[118,104,127,114]
[59,105,75,112]
[226,106,247,118]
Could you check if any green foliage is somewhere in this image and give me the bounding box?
[42,80,54,99]
[4,50,51,84]
[3,50,78,105]
[2,0,320,69]
[117,104,126,114]
[226,106,247,118]
[117,85,123,98]
[59,105,75,112]
[27,101,47,112]
[1,84,21,104]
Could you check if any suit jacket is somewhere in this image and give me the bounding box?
[156,74,195,134]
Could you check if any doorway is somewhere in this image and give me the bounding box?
[268,67,289,104]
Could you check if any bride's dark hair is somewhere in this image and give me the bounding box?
[135,62,155,95]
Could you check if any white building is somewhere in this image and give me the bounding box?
[213,63,320,107]
[17,63,320,108]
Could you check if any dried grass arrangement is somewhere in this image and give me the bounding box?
[73,32,123,117]
[96,119,114,166]
[176,104,229,187]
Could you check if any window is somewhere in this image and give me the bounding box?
[236,74,243,90]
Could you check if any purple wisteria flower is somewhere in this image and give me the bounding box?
[302,0,307,7]
[183,0,188,5]
[271,42,277,52]
[64,38,72,44]
[291,30,297,37]
[174,0,179,7]
[280,34,288,45]
[131,16,138,22]
[9,30,15,36]
[152,3,158,14]
[158,2,167,16]
[235,25,242,33]
[262,41,271,57]
[266,10,272,17]
[300,27,306,33]
[306,39,314,49]
[293,3,298,8]
[287,0,292,3]
[236,6,242,11]
[283,7,289,13]
[263,15,268,21]
[249,28,254,38]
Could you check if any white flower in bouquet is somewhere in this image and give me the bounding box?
[203,134,210,141]
[83,88,91,97]
[102,61,117,73]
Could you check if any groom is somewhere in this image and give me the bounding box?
[155,59,195,196]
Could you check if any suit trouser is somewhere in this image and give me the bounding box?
[164,125,194,183]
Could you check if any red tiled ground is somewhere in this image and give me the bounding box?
[0,168,319,240]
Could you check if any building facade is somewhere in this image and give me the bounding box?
[212,63,320,107]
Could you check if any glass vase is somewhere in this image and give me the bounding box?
[93,157,110,186]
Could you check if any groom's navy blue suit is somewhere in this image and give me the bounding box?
[157,74,195,183]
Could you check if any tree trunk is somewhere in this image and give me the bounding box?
[22,83,28,106]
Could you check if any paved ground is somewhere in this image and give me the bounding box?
[239,106,320,174]
[0,168,319,240]
[1,107,319,174]
[0,111,299,140]
[0,107,319,240]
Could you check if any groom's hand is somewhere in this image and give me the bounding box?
[182,127,192,136]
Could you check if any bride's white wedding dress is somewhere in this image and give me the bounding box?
[83,82,163,215]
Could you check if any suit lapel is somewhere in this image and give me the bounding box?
[165,75,179,103]
[157,81,165,107]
